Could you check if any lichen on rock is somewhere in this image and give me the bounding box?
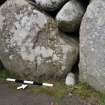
[0,0,78,80]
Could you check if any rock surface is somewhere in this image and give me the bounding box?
[0,0,78,80]
[80,0,105,92]
[56,0,85,33]
[27,0,68,11]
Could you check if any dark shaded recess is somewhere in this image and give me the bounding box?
[77,0,90,9]
[60,29,79,83]
[0,61,4,69]
[0,0,7,6]
[60,54,79,83]
[15,80,24,84]
[71,56,79,83]
[46,9,59,18]
[58,29,79,82]
[61,29,79,41]
[33,81,42,86]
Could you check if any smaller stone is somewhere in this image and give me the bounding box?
[27,0,68,11]
[56,0,85,33]
[65,73,76,86]
[68,92,72,96]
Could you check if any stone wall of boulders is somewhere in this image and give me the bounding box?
[0,0,105,92]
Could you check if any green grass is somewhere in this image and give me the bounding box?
[30,81,98,98]
[0,69,20,81]
[31,81,68,97]
[0,69,105,105]
[0,69,11,81]
[31,82,105,105]
[98,93,105,105]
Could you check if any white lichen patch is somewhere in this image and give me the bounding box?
[36,56,42,65]
[35,46,54,58]
[15,0,29,6]
[62,45,70,59]
[35,0,52,6]
[61,65,66,71]
[7,0,29,7]
[6,8,49,62]
[6,8,55,62]
[0,15,5,29]
[52,54,59,61]
[91,47,95,52]
[4,49,9,53]
[20,46,54,62]
[9,55,14,60]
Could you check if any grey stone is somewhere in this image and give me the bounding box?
[90,0,96,2]
[56,0,85,33]
[65,73,76,86]
[27,0,68,11]
[89,0,94,3]
[0,0,78,80]
[80,0,105,92]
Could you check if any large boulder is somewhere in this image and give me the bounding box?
[27,0,68,11]
[80,0,105,92]
[56,0,85,33]
[0,0,78,80]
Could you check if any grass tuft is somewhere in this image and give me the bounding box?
[0,69,11,80]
